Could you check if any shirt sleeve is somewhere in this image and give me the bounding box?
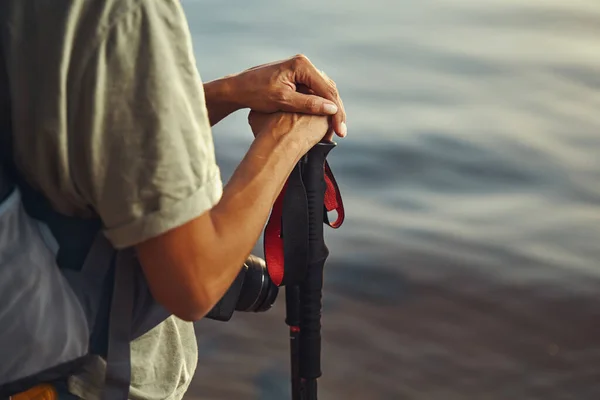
[70,0,222,249]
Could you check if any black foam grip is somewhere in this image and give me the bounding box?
[286,285,302,400]
[282,165,309,286]
[299,260,325,379]
[302,144,333,264]
[286,285,301,327]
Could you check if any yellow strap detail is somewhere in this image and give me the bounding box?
[11,384,57,400]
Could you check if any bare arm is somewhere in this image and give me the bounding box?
[136,113,327,321]
[203,77,241,126]
[69,1,339,321]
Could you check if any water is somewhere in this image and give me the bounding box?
[182,1,600,398]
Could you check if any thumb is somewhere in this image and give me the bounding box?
[283,91,338,115]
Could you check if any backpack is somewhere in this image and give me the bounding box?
[0,41,171,400]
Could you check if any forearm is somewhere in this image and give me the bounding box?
[203,76,241,126]
[137,130,305,321]
[201,132,304,300]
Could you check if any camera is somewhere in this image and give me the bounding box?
[205,254,279,322]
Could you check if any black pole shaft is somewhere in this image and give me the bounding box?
[285,285,301,400]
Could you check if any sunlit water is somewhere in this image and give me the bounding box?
[183,1,600,399]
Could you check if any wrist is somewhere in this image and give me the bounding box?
[213,74,247,111]
[204,76,244,126]
[256,120,315,162]
[256,126,305,164]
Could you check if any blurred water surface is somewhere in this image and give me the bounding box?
[183,1,600,399]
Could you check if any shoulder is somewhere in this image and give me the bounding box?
[3,0,187,47]
[3,0,202,220]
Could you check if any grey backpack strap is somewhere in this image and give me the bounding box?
[61,233,115,331]
[101,250,136,400]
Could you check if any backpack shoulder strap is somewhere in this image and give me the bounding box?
[0,25,14,205]
[101,250,136,400]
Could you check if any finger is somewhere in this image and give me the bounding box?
[324,119,336,143]
[313,69,346,138]
[281,91,339,116]
[320,71,347,138]
[290,55,346,137]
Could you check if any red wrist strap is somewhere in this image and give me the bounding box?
[264,161,344,287]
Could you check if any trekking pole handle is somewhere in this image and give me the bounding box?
[302,142,335,263]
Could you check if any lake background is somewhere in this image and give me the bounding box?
[182,1,600,399]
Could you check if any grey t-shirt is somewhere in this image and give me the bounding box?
[2,0,222,399]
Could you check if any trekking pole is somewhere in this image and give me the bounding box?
[297,142,336,400]
[274,141,343,400]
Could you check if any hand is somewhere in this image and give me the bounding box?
[248,110,330,154]
[231,54,347,138]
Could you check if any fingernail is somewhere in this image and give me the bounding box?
[323,103,338,115]
[340,122,348,137]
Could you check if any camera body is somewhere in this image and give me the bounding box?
[205,254,279,322]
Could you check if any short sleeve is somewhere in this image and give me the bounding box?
[71,0,222,249]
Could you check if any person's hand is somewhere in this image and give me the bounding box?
[248,110,330,155]
[231,54,347,138]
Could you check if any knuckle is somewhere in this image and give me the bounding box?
[291,54,309,70]
[328,86,339,99]
[294,53,309,63]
